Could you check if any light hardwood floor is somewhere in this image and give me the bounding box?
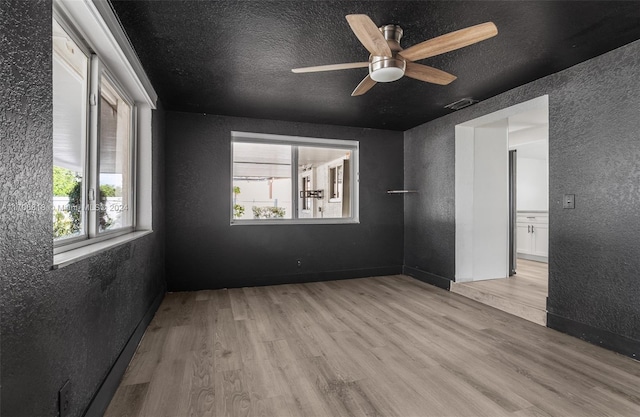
[451,259,548,326]
[105,274,640,417]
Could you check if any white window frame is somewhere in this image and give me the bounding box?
[53,14,136,251]
[51,15,91,248]
[90,65,137,238]
[52,0,156,264]
[231,131,360,225]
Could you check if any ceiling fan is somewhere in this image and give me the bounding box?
[292,15,498,96]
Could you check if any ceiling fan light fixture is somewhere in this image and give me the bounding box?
[291,15,498,96]
[369,56,406,82]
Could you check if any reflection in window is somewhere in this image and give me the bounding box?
[301,174,312,211]
[329,165,343,201]
[231,134,358,222]
[52,12,141,252]
[99,77,132,232]
[298,146,350,219]
[232,142,292,219]
[52,19,88,240]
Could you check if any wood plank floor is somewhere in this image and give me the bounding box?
[105,274,640,417]
[451,259,548,326]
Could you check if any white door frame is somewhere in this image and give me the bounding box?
[455,95,549,282]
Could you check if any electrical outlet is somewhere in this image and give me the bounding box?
[59,380,71,417]
[296,259,302,268]
[563,194,575,209]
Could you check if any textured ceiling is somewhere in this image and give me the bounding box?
[110,1,640,131]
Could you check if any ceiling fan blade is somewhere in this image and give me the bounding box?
[292,62,369,73]
[346,14,392,57]
[399,22,498,62]
[404,62,457,85]
[351,75,377,96]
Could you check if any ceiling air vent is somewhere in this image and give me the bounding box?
[445,98,478,111]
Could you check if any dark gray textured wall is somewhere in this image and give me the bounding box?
[404,39,640,343]
[165,112,403,291]
[0,2,166,415]
[547,41,640,343]
[403,119,456,280]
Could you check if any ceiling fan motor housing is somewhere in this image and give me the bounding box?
[370,24,406,82]
[380,24,403,44]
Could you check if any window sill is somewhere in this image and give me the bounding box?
[52,230,152,269]
[230,218,359,226]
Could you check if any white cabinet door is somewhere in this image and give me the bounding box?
[516,212,548,258]
[532,224,549,257]
[517,224,532,254]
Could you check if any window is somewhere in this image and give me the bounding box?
[98,76,133,232]
[52,19,88,241]
[53,15,137,251]
[301,173,312,211]
[329,164,343,201]
[231,132,359,224]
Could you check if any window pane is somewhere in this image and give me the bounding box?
[233,142,292,219]
[99,77,132,232]
[298,146,352,219]
[52,20,88,240]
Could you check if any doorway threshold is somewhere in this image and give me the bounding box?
[450,259,548,326]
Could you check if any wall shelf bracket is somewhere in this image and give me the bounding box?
[386,190,417,194]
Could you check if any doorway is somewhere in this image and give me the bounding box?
[451,95,549,325]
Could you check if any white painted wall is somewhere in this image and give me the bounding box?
[455,120,509,282]
[517,156,548,211]
[455,126,475,280]
[472,120,510,280]
[508,125,548,148]
[508,124,549,211]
